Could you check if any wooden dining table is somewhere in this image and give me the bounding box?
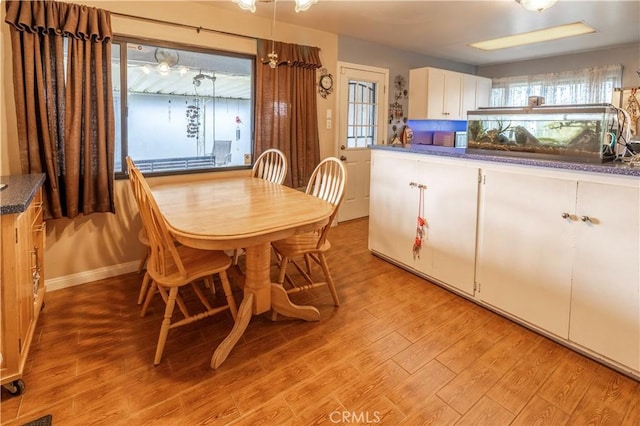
[151,176,334,368]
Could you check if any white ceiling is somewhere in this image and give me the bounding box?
[205,0,640,67]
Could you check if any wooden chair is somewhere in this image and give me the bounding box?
[251,148,287,184]
[127,159,238,365]
[126,157,152,305]
[271,157,347,311]
[232,148,288,266]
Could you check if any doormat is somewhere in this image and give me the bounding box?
[21,414,52,426]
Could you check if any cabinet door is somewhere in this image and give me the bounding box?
[426,68,447,120]
[369,152,419,267]
[475,76,492,109]
[462,74,478,119]
[408,68,429,119]
[442,71,462,119]
[570,182,640,370]
[416,160,479,295]
[477,170,576,338]
[462,75,492,119]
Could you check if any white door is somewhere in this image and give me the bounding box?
[336,62,388,222]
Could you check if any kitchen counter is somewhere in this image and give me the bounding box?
[0,174,46,215]
[371,144,640,177]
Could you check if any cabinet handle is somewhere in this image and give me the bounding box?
[409,182,427,189]
[561,212,571,219]
[580,216,592,223]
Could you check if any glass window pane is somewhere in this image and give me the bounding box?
[115,39,254,175]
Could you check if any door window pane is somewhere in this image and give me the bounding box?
[346,80,377,148]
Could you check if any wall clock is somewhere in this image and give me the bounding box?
[319,68,334,99]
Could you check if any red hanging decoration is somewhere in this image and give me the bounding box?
[412,185,427,260]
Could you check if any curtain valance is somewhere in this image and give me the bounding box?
[258,39,322,69]
[5,0,112,41]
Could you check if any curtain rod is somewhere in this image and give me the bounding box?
[110,11,257,42]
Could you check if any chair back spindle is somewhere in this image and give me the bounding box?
[306,157,347,249]
[252,148,287,184]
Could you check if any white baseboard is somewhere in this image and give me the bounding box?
[45,261,139,292]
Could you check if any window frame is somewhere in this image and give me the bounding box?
[112,35,257,180]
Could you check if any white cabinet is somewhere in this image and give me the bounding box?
[369,152,417,268]
[369,150,479,295]
[477,169,640,371]
[462,74,492,117]
[476,170,576,338]
[570,182,640,371]
[409,67,491,120]
[409,67,463,120]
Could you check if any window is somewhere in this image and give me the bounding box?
[112,38,255,176]
[490,65,622,107]
[346,80,378,148]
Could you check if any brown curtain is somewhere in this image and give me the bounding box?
[5,0,115,219]
[255,39,322,188]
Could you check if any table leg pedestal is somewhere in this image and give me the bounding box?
[271,284,320,321]
[210,293,253,369]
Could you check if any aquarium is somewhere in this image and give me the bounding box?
[466,104,621,163]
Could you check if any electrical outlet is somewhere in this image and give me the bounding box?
[244,154,251,165]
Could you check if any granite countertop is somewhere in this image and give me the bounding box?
[0,174,46,215]
[371,144,640,177]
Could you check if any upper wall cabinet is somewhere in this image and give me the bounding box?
[408,67,492,121]
[462,74,492,117]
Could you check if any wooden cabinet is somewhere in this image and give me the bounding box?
[1,176,46,395]
[476,168,640,371]
[369,150,479,295]
[408,67,491,120]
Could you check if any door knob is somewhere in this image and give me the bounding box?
[340,145,346,150]
[340,155,347,161]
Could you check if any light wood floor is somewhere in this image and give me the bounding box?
[1,218,639,425]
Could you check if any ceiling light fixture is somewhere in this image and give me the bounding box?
[469,22,596,51]
[232,0,317,13]
[516,0,557,12]
[233,0,317,69]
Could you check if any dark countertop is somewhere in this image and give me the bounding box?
[371,144,640,177]
[0,174,46,215]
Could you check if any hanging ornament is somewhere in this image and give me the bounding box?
[411,183,428,260]
[235,115,242,141]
